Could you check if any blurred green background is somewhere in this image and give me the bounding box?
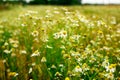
[0,0,81,5]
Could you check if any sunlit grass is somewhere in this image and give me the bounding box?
[0,5,120,80]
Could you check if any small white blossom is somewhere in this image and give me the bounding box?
[20,50,27,54]
[4,50,11,54]
[74,65,82,73]
[41,57,47,62]
[29,67,33,74]
[46,45,53,49]
[31,50,40,57]
[31,30,39,37]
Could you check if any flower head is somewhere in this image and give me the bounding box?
[105,64,116,73]
[20,50,27,54]
[31,30,39,37]
[65,77,70,80]
[4,49,11,54]
[74,65,82,73]
[31,50,40,57]
[55,72,62,77]
[41,57,47,62]
[59,30,67,38]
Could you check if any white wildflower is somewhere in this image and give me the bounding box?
[41,57,47,62]
[74,65,82,73]
[31,30,39,37]
[4,49,11,54]
[29,67,33,74]
[31,50,40,57]
[20,50,27,54]
[46,45,53,49]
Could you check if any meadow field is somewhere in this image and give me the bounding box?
[0,5,120,80]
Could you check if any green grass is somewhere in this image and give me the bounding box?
[0,5,120,80]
